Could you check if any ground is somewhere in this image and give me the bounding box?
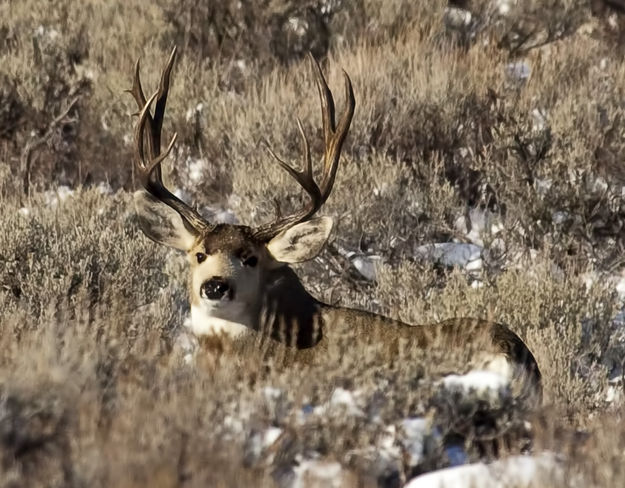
[1,1,625,487]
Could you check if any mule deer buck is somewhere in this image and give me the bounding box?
[129,48,541,400]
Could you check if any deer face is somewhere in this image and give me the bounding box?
[129,47,353,336]
[135,189,333,331]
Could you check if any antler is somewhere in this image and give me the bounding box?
[253,54,356,242]
[129,47,209,233]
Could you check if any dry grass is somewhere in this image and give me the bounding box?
[1,0,625,486]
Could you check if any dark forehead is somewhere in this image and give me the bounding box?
[200,225,262,254]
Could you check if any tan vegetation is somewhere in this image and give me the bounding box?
[1,0,625,486]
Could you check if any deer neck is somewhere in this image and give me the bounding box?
[188,266,413,348]
[255,268,417,348]
[256,266,325,348]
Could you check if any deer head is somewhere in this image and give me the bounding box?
[129,47,355,337]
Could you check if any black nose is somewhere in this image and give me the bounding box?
[201,277,231,300]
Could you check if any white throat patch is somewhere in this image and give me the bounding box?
[189,303,251,337]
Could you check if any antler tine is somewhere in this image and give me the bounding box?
[152,46,177,145]
[307,55,355,202]
[134,90,159,173]
[129,58,148,109]
[130,48,209,233]
[253,55,355,242]
[129,57,161,180]
[310,53,337,138]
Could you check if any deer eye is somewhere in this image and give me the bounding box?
[196,252,207,264]
[242,256,258,267]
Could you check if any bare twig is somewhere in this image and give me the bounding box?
[20,96,79,198]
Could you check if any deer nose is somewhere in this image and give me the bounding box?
[201,277,231,300]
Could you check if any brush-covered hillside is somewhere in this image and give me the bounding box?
[1,1,625,486]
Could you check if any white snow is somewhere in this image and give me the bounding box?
[246,426,284,466]
[34,25,60,41]
[506,61,531,82]
[444,7,472,29]
[172,327,199,365]
[336,245,382,281]
[605,376,622,404]
[400,418,430,468]
[534,177,553,196]
[96,181,113,195]
[57,185,74,201]
[552,211,571,225]
[328,387,364,417]
[414,242,483,270]
[262,386,283,403]
[263,426,283,448]
[464,258,483,272]
[186,156,209,182]
[453,208,503,247]
[531,108,548,132]
[496,0,517,16]
[203,205,238,225]
[43,185,75,207]
[307,388,365,419]
[615,273,625,295]
[350,254,381,281]
[441,370,510,404]
[185,102,204,122]
[292,459,348,488]
[404,452,562,488]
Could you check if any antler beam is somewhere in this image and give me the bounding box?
[129,47,209,233]
[253,54,356,241]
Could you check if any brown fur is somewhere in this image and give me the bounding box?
[251,264,542,402]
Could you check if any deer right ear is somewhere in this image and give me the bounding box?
[266,217,333,263]
[134,190,198,251]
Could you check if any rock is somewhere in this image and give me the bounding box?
[350,254,381,281]
[403,452,562,488]
[413,242,483,271]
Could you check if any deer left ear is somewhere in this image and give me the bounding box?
[266,217,333,263]
[134,190,199,251]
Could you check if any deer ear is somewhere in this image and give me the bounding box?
[134,190,198,251]
[266,217,333,263]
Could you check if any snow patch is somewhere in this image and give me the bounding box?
[172,327,199,365]
[326,387,364,417]
[43,185,75,207]
[414,242,483,270]
[185,102,204,122]
[292,459,348,488]
[350,254,381,281]
[404,452,562,488]
[453,208,503,247]
[506,61,531,82]
[444,7,472,29]
[186,156,209,183]
[400,418,430,469]
[441,370,510,404]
